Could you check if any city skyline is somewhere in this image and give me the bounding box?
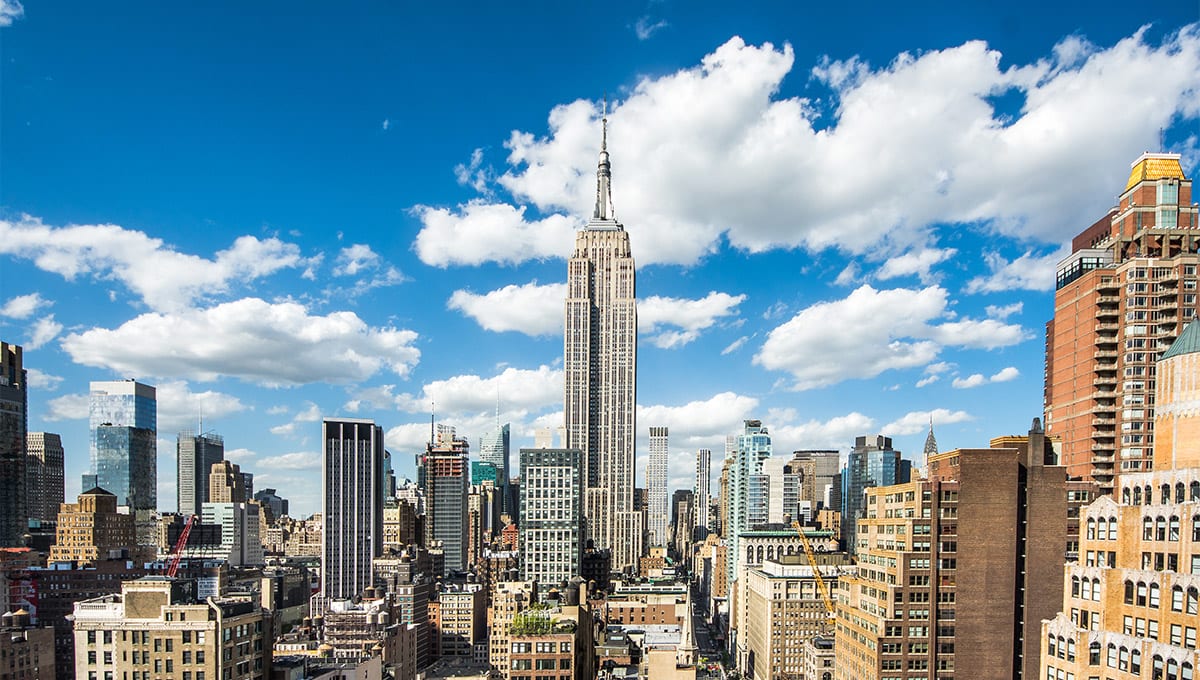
[2,2,1200,517]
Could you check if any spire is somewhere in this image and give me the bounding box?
[923,417,938,458]
[593,95,615,221]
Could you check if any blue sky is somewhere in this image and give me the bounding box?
[2,1,1199,518]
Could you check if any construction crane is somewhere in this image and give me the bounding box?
[166,515,196,578]
[791,521,836,623]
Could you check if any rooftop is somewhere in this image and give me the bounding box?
[1160,319,1200,361]
[1125,152,1186,192]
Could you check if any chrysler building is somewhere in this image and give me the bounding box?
[564,106,640,572]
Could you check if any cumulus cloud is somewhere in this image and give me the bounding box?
[414,28,1200,267]
[156,381,246,434]
[395,365,563,416]
[952,366,1020,388]
[448,282,566,336]
[257,452,321,470]
[722,336,750,355]
[0,0,23,27]
[60,298,420,386]
[883,408,973,435]
[0,216,315,311]
[915,375,939,388]
[270,401,323,438]
[45,393,88,420]
[754,285,1028,390]
[25,368,63,390]
[26,315,62,350]
[966,249,1066,293]
[636,392,760,448]
[876,248,957,283]
[985,301,1024,319]
[454,148,492,194]
[333,244,381,276]
[0,293,49,319]
[640,291,746,348]
[771,411,877,450]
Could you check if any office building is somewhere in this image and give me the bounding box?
[725,420,772,594]
[793,450,841,510]
[519,447,584,591]
[1045,152,1199,493]
[253,488,288,520]
[177,430,224,516]
[563,111,638,572]
[209,459,247,503]
[480,420,511,513]
[322,418,385,601]
[72,578,269,680]
[671,489,694,557]
[507,581,595,680]
[1,343,27,547]
[48,487,135,564]
[648,426,669,548]
[1040,320,1200,679]
[87,380,156,510]
[835,423,1094,680]
[26,432,64,525]
[489,580,537,679]
[200,501,263,567]
[423,435,469,575]
[695,448,712,535]
[840,435,910,553]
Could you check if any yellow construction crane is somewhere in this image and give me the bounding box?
[791,521,836,622]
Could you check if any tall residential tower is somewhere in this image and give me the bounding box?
[563,107,639,572]
[647,426,669,548]
[322,418,385,601]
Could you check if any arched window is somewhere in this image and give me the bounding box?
[1157,517,1167,541]
[1081,578,1092,601]
[1087,518,1097,540]
[1089,641,1101,665]
[1169,516,1180,541]
[1071,576,1081,598]
[746,546,753,563]
[1145,516,1154,540]
[1125,580,1135,605]
[766,545,774,561]
[1155,655,1165,680]
[1093,578,1102,601]
[1162,484,1172,504]
[1149,582,1161,608]
[1135,486,1143,504]
[1124,487,1132,504]
[1190,480,1200,501]
[1193,514,1200,542]
[1176,482,1186,503]
[1132,648,1142,674]
[1137,582,1148,606]
[1048,634,1058,658]
[1187,587,1198,615]
[756,545,764,563]
[1168,658,1180,680]
[1172,585,1184,612]
[1182,661,1193,680]
[1107,643,1117,668]
[1066,638,1076,662]
[1145,485,1153,504]
[1120,647,1130,671]
[1108,517,1118,540]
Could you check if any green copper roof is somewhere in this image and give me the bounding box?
[1161,320,1200,361]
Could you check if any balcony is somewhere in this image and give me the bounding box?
[1096,295,1120,304]
[1095,323,1120,332]
[1098,280,1120,293]
[1094,350,1118,359]
[1091,417,1115,426]
[1093,376,1117,387]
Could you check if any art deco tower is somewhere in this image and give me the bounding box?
[564,108,638,572]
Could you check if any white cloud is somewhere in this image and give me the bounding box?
[0,0,23,27]
[257,452,321,470]
[156,380,246,434]
[381,118,391,131]
[413,202,576,267]
[834,263,860,286]
[45,393,88,421]
[25,368,63,390]
[395,365,563,416]
[883,408,974,435]
[915,375,939,388]
[26,315,62,349]
[454,148,492,194]
[633,16,668,41]
[721,336,749,355]
[448,282,565,336]
[636,392,760,448]
[225,448,257,462]
[966,249,1066,293]
[333,244,381,276]
[925,361,953,375]
[876,247,957,284]
[985,302,1024,319]
[269,401,323,438]
[266,405,290,416]
[414,29,1200,267]
[61,298,420,386]
[0,292,49,319]
[754,285,1028,390]
[771,412,877,450]
[639,292,747,348]
[0,216,315,311]
[952,366,1019,388]
[386,423,438,453]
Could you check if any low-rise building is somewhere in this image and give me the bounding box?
[0,608,55,679]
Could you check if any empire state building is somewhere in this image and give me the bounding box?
[564,110,640,573]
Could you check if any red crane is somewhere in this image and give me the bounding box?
[167,515,196,578]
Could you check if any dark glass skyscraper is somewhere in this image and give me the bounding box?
[0,342,27,547]
[87,380,156,510]
[840,435,912,553]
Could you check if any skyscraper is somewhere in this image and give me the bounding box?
[87,380,156,510]
[26,432,65,525]
[424,435,469,575]
[725,420,772,594]
[647,426,669,548]
[0,342,27,546]
[480,420,511,513]
[563,108,638,572]
[209,459,247,503]
[322,418,385,601]
[694,448,711,537]
[1045,152,1198,494]
[177,430,224,516]
[518,447,583,592]
[839,435,911,553]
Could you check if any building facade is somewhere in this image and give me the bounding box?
[648,427,669,549]
[1046,152,1199,493]
[695,448,711,537]
[519,448,584,592]
[563,113,638,573]
[424,437,469,575]
[48,488,135,564]
[87,380,156,510]
[209,459,247,503]
[322,418,385,602]
[725,420,772,595]
[840,435,911,554]
[26,432,64,525]
[480,421,511,515]
[178,431,224,516]
[1,343,27,547]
